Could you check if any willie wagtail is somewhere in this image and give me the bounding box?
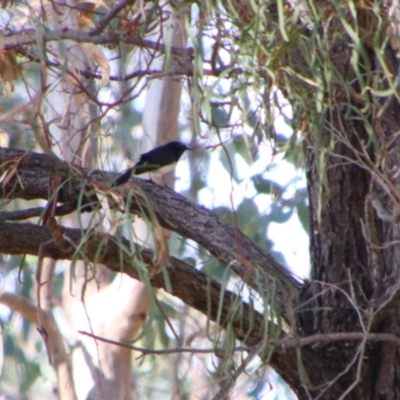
[113,141,189,186]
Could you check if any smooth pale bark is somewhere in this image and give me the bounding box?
[31,1,141,398]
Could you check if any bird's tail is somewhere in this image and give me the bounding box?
[112,167,135,187]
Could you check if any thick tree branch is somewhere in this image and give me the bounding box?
[0,147,307,396]
[0,221,266,346]
[0,147,302,298]
[0,221,305,396]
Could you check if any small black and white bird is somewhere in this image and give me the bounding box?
[113,141,189,186]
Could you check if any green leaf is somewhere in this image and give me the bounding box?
[284,135,306,167]
[53,272,64,296]
[252,174,283,194]
[152,299,178,349]
[211,104,230,127]
[297,201,310,234]
[269,202,293,223]
[219,143,240,182]
[156,318,170,349]
[232,135,255,165]
[20,362,41,393]
[4,330,26,363]
[214,206,235,225]
[237,199,267,242]
[241,94,259,129]
[202,258,230,282]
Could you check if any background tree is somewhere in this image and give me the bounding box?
[1,0,399,399]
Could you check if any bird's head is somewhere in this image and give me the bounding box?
[169,141,190,158]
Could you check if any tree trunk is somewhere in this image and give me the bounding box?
[293,6,400,399]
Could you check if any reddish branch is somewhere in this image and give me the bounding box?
[0,292,38,324]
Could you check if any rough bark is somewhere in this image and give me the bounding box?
[0,221,265,345]
[292,5,400,399]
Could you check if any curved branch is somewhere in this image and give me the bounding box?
[0,148,302,299]
[0,292,38,324]
[0,221,264,345]
[0,220,303,396]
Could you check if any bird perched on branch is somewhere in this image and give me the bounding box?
[113,141,190,186]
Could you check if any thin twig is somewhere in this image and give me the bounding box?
[279,331,400,349]
[153,294,182,347]
[211,345,262,400]
[78,330,250,358]
[5,29,194,59]
[90,0,136,35]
